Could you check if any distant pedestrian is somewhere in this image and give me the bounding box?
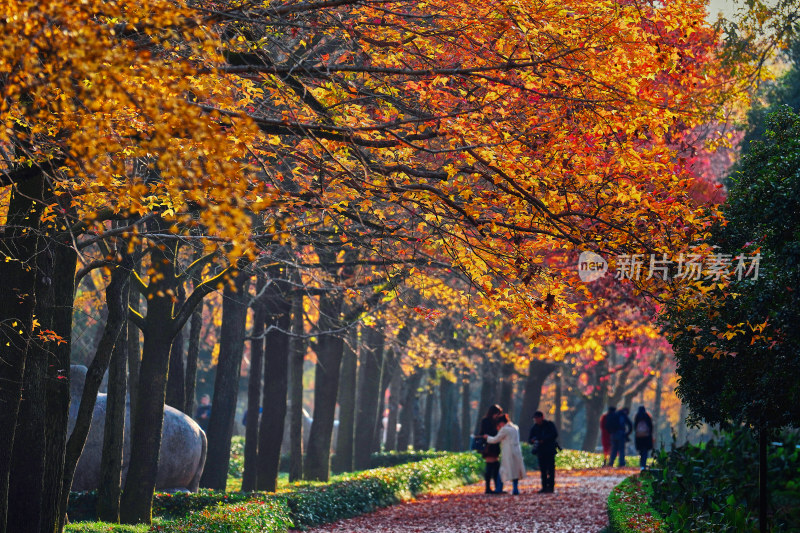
[195,394,212,431]
[528,410,558,493]
[478,404,504,494]
[600,407,615,466]
[484,414,526,495]
[608,407,632,467]
[633,406,654,470]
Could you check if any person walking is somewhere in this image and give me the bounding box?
[633,406,654,470]
[195,394,212,431]
[478,404,504,493]
[528,410,558,493]
[609,407,632,467]
[484,414,526,495]
[600,407,615,466]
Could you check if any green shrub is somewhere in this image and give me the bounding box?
[368,450,449,468]
[285,452,483,528]
[69,452,483,531]
[607,475,665,533]
[650,429,800,532]
[152,489,261,519]
[65,522,152,533]
[157,500,292,533]
[520,444,604,470]
[228,435,245,479]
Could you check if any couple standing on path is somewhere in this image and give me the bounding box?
[477,405,558,495]
[601,405,654,469]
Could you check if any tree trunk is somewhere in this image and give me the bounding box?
[287,285,306,482]
[372,347,396,454]
[303,290,344,481]
[43,241,77,533]
[127,283,141,426]
[332,330,357,473]
[121,236,180,524]
[677,403,688,445]
[499,362,514,416]
[97,305,129,522]
[62,263,130,525]
[165,284,186,410]
[200,271,250,490]
[242,275,266,492]
[554,371,562,435]
[412,373,427,450]
[423,377,436,449]
[354,326,384,469]
[183,276,204,416]
[435,378,449,451]
[460,371,472,448]
[652,372,663,446]
[384,369,402,452]
[519,359,556,438]
[255,272,291,492]
[581,392,604,452]
[759,426,768,533]
[10,217,75,533]
[8,324,46,533]
[0,174,45,532]
[397,370,421,451]
[474,357,497,434]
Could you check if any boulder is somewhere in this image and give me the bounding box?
[69,365,206,492]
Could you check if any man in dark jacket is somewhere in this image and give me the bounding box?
[608,407,632,467]
[528,411,558,493]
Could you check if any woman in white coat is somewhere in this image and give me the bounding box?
[484,413,526,494]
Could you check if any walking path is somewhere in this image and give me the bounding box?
[303,467,638,533]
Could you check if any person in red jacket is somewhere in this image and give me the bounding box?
[600,407,615,466]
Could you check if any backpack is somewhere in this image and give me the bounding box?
[635,420,650,438]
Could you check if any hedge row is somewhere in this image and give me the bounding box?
[520,443,604,471]
[225,436,451,480]
[606,475,665,533]
[287,452,482,528]
[67,452,483,533]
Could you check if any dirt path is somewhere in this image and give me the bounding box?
[303,467,637,532]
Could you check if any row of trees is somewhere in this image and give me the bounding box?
[0,0,778,532]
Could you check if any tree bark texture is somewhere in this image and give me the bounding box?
[165,283,186,410]
[519,359,556,438]
[256,271,292,492]
[242,275,266,492]
[42,241,77,533]
[422,377,436,450]
[499,362,514,418]
[384,368,402,452]
[303,290,344,481]
[435,377,460,451]
[0,174,45,533]
[474,357,497,435]
[183,295,203,416]
[460,372,471,450]
[121,235,180,524]
[62,262,130,526]
[287,284,305,482]
[397,370,421,451]
[332,330,357,473]
[200,271,250,490]
[97,303,129,523]
[354,326,384,469]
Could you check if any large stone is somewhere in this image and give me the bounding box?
[69,365,206,492]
